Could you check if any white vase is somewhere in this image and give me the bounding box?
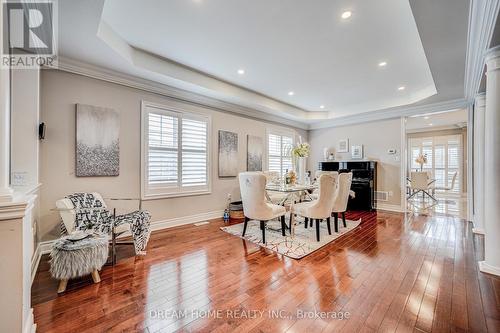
[297,157,307,185]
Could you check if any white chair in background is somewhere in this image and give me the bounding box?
[310,171,338,200]
[331,172,353,232]
[431,171,458,196]
[292,174,337,242]
[263,170,289,204]
[408,171,437,201]
[239,172,288,243]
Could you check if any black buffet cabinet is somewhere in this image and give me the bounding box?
[318,161,377,211]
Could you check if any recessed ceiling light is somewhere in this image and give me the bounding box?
[341,11,352,19]
[237,69,245,75]
[288,91,295,96]
[319,105,325,109]
[378,61,387,67]
[398,86,406,91]
[429,123,433,126]
[424,116,429,120]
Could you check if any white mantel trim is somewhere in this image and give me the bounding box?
[0,199,30,221]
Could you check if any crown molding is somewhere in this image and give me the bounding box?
[308,98,470,130]
[51,58,471,131]
[464,0,500,100]
[52,57,310,130]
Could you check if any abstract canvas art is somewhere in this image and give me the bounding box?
[76,104,119,176]
[247,135,263,171]
[218,130,238,177]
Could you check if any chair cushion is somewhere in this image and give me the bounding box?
[293,201,317,218]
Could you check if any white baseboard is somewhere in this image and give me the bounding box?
[23,308,36,333]
[149,210,224,232]
[376,203,404,213]
[472,227,485,235]
[30,209,225,278]
[478,261,500,277]
[31,243,42,284]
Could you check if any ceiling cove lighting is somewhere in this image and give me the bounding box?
[398,86,406,91]
[341,11,352,19]
[378,61,387,67]
[288,91,295,96]
[237,69,245,75]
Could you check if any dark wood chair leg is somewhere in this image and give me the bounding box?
[326,217,332,235]
[260,220,266,243]
[316,219,321,242]
[342,212,347,228]
[334,213,339,233]
[304,217,308,229]
[242,216,249,236]
[281,215,286,236]
[310,218,313,227]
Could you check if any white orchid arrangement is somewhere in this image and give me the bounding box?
[291,143,310,157]
[415,153,428,171]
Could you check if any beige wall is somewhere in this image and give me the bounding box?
[39,70,306,241]
[308,118,403,207]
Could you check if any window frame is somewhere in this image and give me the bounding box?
[266,127,296,177]
[407,134,463,194]
[141,100,212,200]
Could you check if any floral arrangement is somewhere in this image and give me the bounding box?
[286,170,297,185]
[415,153,428,171]
[291,143,310,157]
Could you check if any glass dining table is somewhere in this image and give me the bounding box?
[265,183,318,236]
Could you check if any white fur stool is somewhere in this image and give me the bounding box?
[50,232,109,293]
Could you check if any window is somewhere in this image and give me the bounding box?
[142,102,210,199]
[267,131,294,177]
[408,134,462,194]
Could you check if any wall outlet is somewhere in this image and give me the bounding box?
[388,191,393,197]
[227,193,231,201]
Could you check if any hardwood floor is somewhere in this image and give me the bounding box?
[32,211,500,333]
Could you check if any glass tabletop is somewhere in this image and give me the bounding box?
[265,183,317,192]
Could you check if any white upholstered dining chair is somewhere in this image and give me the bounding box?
[408,171,436,201]
[310,171,338,200]
[292,174,337,242]
[331,172,353,232]
[239,172,288,243]
[430,171,458,196]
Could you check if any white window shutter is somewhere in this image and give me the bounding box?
[148,113,178,185]
[181,118,208,187]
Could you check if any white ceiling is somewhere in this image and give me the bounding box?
[56,0,469,126]
[101,0,435,117]
[406,109,467,132]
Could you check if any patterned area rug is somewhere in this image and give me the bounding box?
[221,218,361,259]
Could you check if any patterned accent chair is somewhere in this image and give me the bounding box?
[56,193,151,262]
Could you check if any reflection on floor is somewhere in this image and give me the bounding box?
[407,192,468,219]
[31,211,499,332]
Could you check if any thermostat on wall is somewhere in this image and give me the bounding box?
[387,149,397,155]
